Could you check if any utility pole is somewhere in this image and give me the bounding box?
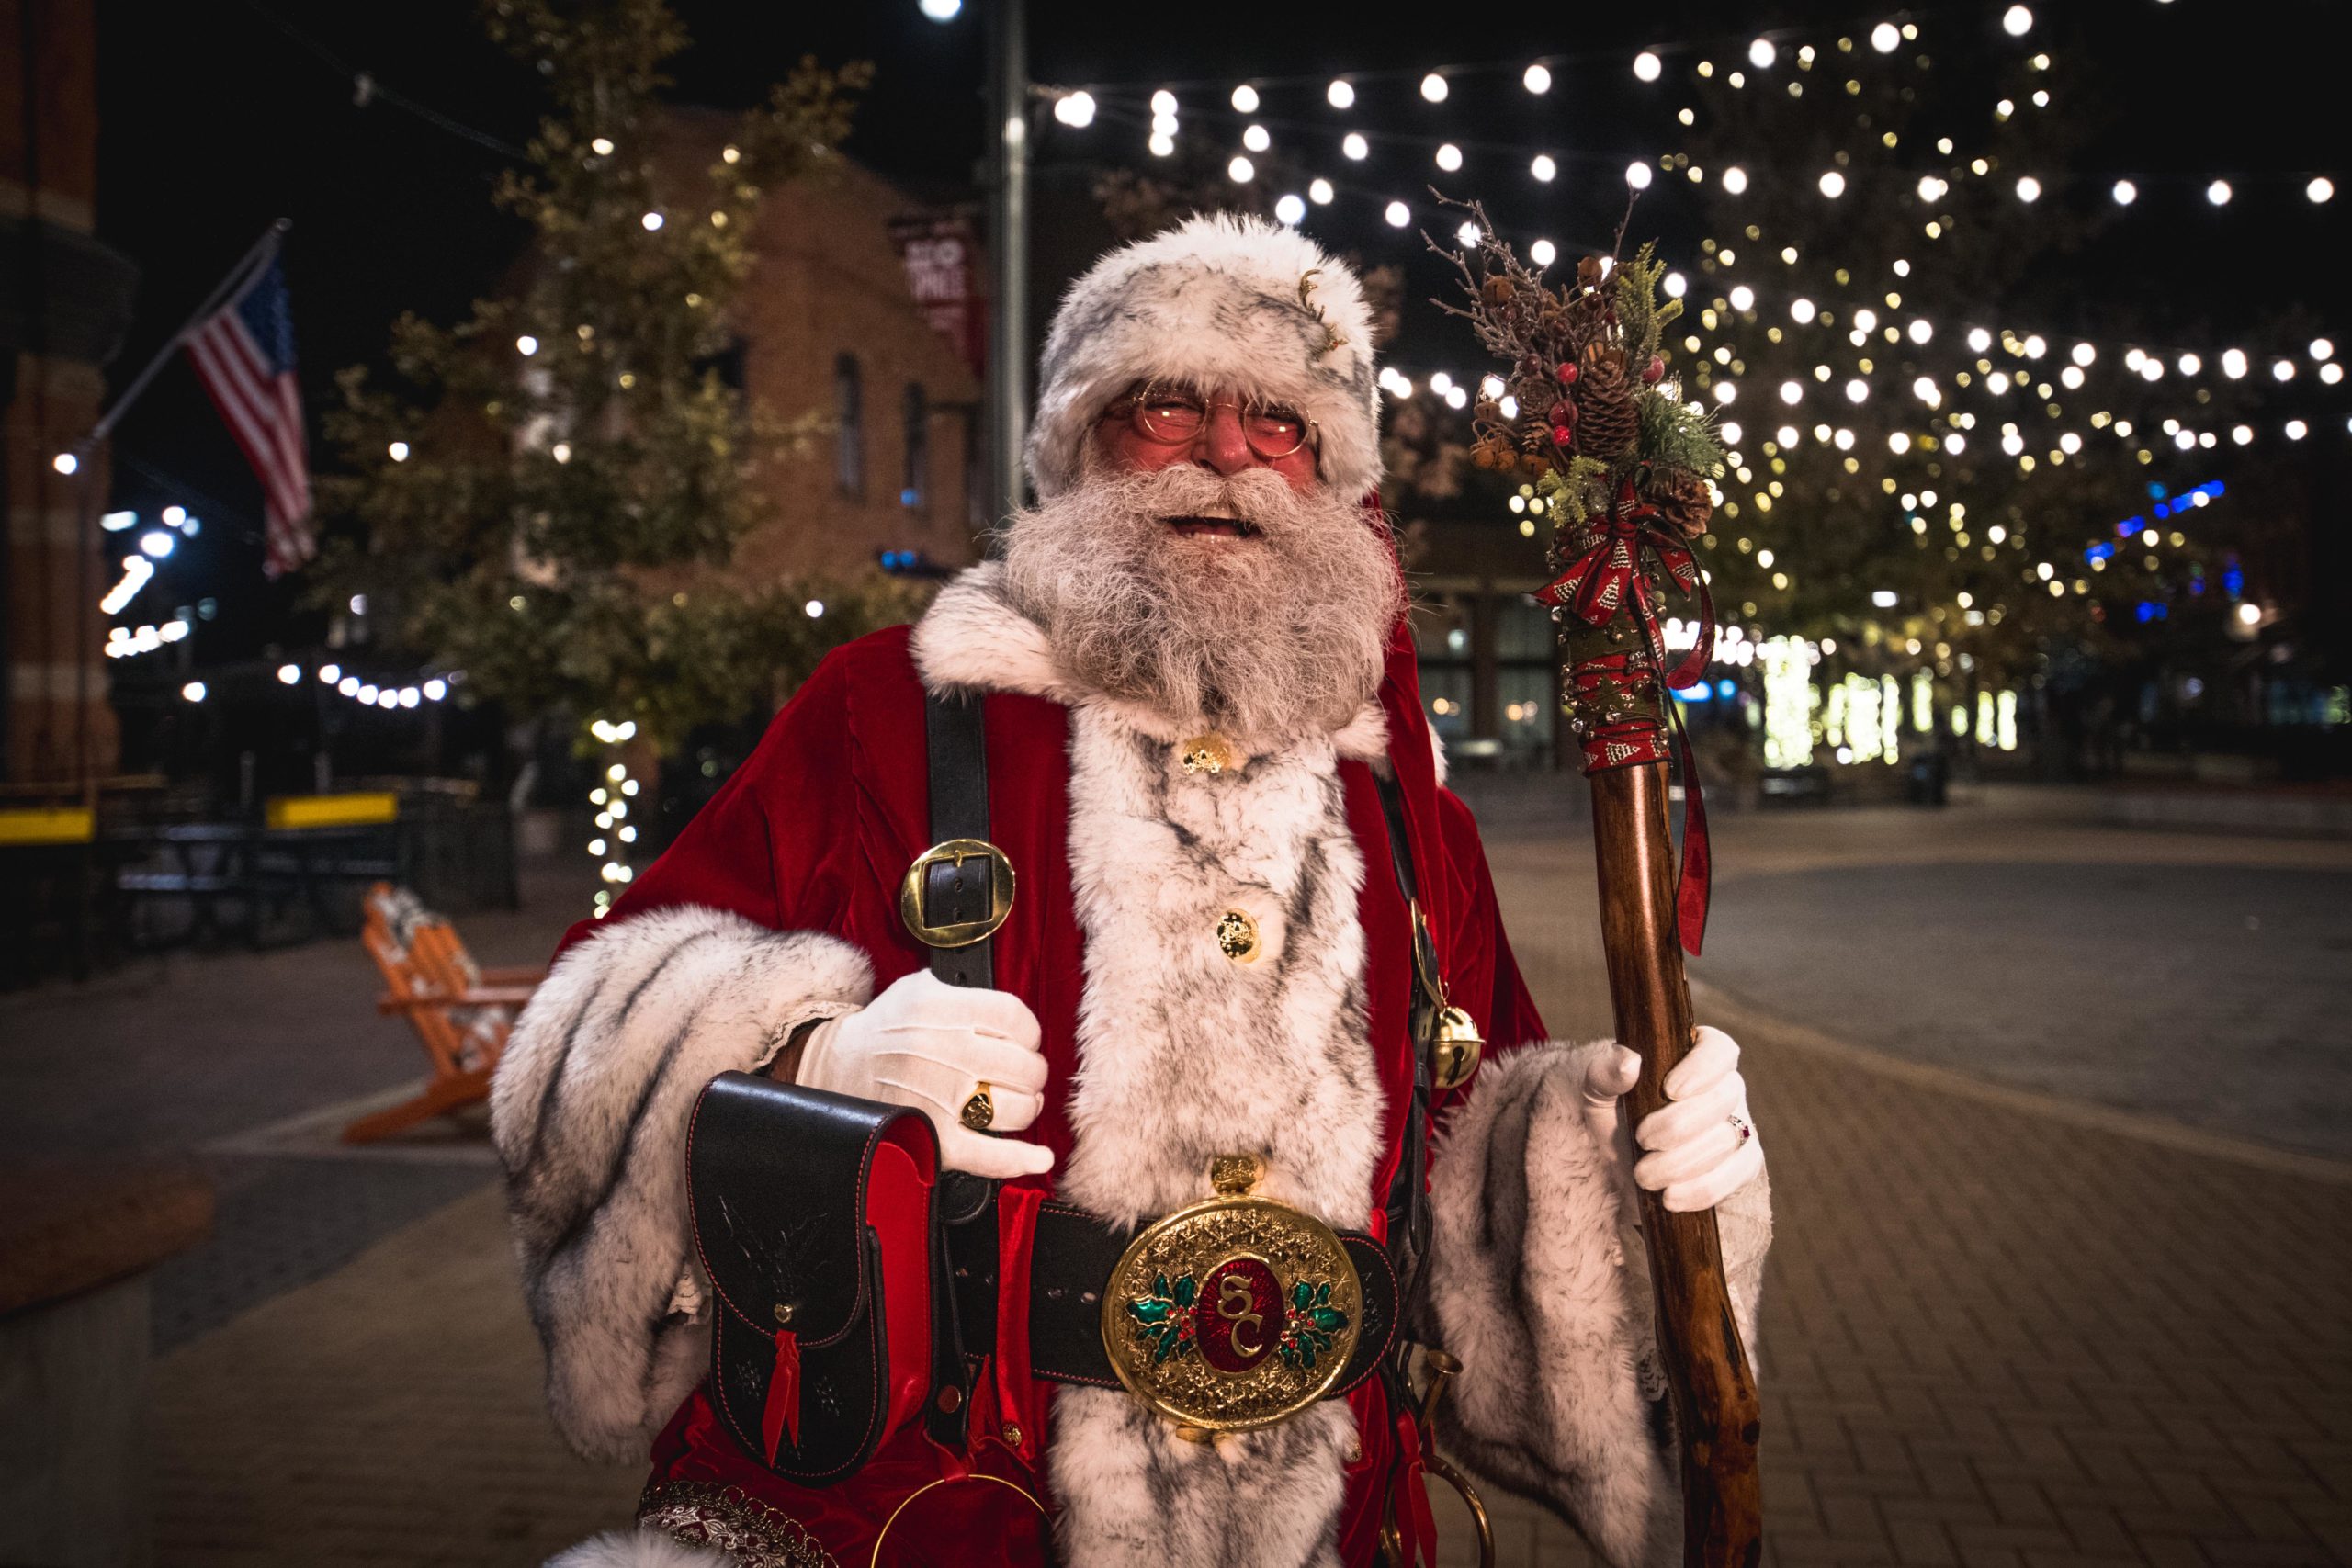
[986,0,1029,528]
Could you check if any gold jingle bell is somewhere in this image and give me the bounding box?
[1430,1006,1484,1092]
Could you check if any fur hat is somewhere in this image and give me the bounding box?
[1025,214,1382,501]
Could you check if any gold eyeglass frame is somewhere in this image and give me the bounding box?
[1109,381,1320,464]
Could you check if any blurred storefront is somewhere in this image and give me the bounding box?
[1402,516,1564,771]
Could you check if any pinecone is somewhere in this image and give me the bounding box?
[1573,356,1639,461]
[1653,470,1714,538]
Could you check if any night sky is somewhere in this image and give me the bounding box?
[90,0,2343,662]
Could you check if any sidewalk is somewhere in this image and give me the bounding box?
[134,797,2350,1566]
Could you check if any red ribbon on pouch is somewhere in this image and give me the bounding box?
[761,1328,801,1461]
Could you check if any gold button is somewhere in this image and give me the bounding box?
[1215,909,1261,963]
[1001,1422,1023,1447]
[1181,733,1238,775]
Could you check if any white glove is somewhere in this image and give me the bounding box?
[1582,1025,1763,1213]
[795,968,1054,1181]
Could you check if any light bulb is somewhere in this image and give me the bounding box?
[1419,73,1448,102]
[1634,51,1662,82]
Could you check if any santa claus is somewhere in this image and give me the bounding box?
[493,215,1770,1568]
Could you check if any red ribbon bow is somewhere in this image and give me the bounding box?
[1535,483,1716,955]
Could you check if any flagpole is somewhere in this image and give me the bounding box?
[81,217,289,453]
[65,216,288,799]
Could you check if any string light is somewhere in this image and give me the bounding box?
[1326,80,1354,108]
[1419,73,1448,102]
[1531,154,1557,182]
[1522,63,1552,94]
[1231,84,1260,112]
[1634,51,1663,82]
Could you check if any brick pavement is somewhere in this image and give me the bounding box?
[140,799,2352,1566]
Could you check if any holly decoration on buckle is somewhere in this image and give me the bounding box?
[1127,1272,1200,1365]
[1277,1280,1349,1371]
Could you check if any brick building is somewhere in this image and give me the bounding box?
[2,0,138,785]
[664,115,988,587]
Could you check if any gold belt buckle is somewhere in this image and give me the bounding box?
[898,838,1015,949]
[1100,1155,1362,1435]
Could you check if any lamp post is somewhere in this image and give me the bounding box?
[986,0,1029,527]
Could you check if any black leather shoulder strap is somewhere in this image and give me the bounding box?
[921,686,994,1450]
[923,690,995,990]
[1371,767,1436,1309]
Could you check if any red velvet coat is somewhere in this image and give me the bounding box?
[568,622,1546,1565]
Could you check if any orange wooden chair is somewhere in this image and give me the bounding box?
[347,882,544,1144]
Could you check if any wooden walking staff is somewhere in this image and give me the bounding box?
[1438,207,1762,1563]
[1554,521,1764,1566]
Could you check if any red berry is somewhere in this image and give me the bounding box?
[1643,355,1666,384]
[1556,361,1579,386]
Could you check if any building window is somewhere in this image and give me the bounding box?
[834,353,864,498]
[901,382,929,510]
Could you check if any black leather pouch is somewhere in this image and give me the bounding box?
[685,1071,939,1485]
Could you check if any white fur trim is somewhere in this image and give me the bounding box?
[1037,690,1384,1565]
[910,562,1388,766]
[1027,215,1382,502]
[1054,702,1385,1231]
[1424,1041,1679,1566]
[491,905,874,1462]
[1049,1389,1355,1567]
[544,1529,734,1568]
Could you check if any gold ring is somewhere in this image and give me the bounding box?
[961,1084,996,1132]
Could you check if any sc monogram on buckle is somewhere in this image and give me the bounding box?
[1101,1155,1362,1436]
[898,838,1015,949]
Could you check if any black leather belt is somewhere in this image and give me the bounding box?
[942,1191,1399,1402]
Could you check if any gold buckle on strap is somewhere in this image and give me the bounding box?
[1100,1156,1363,1434]
[898,839,1015,949]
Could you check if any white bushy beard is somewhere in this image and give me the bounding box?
[998,458,1402,748]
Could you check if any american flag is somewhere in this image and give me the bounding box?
[186,253,314,576]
